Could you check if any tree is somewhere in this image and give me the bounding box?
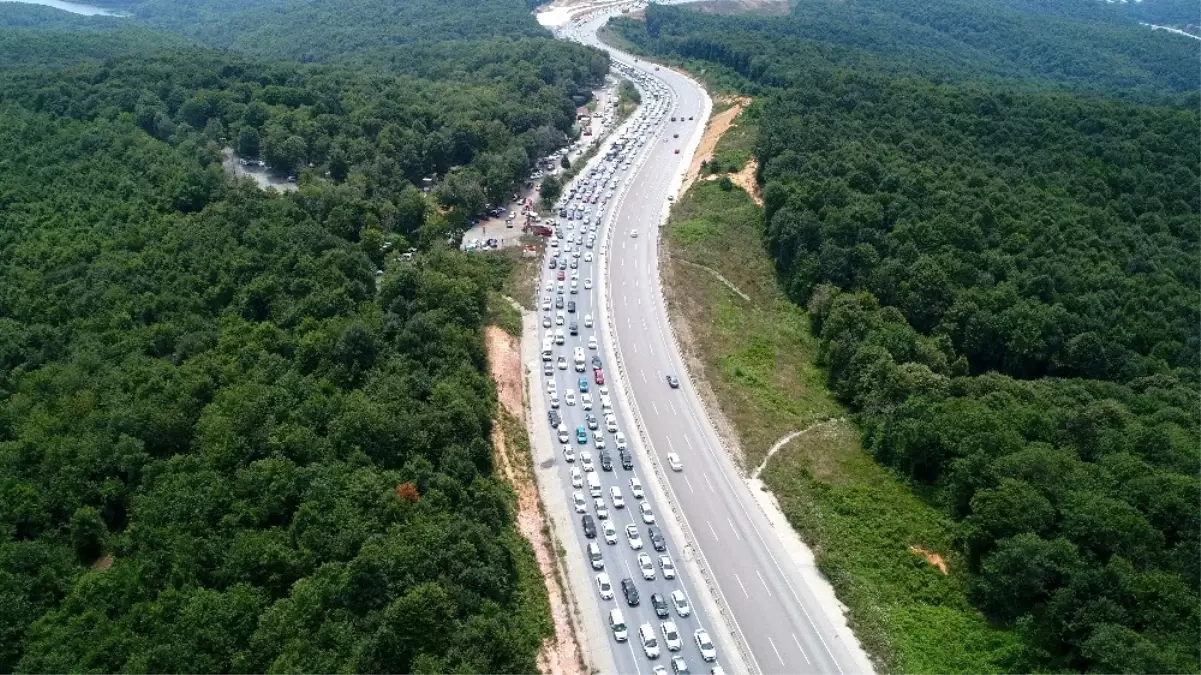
[68,506,107,563]
[560,154,570,170]
[539,175,562,204]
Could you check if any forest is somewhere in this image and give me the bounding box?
[0,0,605,671]
[620,0,1198,98]
[615,3,1199,673]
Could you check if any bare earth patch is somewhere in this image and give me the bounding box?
[485,326,584,675]
[909,546,950,575]
[729,157,762,205]
[681,95,751,195]
[90,554,114,572]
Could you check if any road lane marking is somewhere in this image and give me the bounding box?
[640,369,647,383]
[756,568,772,596]
[651,400,659,416]
[666,436,676,452]
[707,520,720,542]
[728,518,742,541]
[768,636,785,665]
[685,435,693,450]
[792,633,811,664]
[669,400,677,416]
[683,475,695,493]
[733,572,748,598]
[704,472,715,491]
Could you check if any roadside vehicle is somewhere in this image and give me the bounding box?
[661,621,682,650]
[626,524,643,550]
[630,476,644,498]
[649,526,666,551]
[603,519,618,544]
[621,578,640,606]
[609,608,627,641]
[694,630,717,662]
[638,552,656,580]
[670,589,691,617]
[659,555,676,579]
[667,453,683,471]
[651,592,670,619]
[596,572,613,600]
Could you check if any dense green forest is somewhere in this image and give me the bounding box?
[615,2,1199,673]
[56,0,555,62]
[0,0,605,671]
[620,0,1198,98]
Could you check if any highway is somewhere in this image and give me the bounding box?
[536,7,874,675]
[530,55,729,675]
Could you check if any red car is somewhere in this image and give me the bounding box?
[557,270,565,281]
[594,368,605,385]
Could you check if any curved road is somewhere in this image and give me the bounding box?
[551,7,875,675]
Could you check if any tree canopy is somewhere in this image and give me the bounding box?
[0,0,602,670]
[615,2,1199,672]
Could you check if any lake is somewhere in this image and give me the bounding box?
[0,0,124,16]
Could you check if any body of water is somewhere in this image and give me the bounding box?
[0,0,124,16]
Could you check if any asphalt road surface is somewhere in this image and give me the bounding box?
[540,8,872,675]
[531,50,728,675]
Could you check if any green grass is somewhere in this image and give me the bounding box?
[664,170,1022,672]
[487,291,523,338]
[710,117,756,172]
[494,237,545,312]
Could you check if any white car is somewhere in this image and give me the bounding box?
[661,621,682,651]
[593,432,606,450]
[555,311,564,326]
[596,572,614,600]
[694,629,717,662]
[614,432,628,451]
[573,491,587,513]
[580,450,594,472]
[557,425,569,443]
[542,316,552,328]
[638,552,656,580]
[667,452,683,472]
[563,444,575,462]
[610,486,625,509]
[625,524,644,550]
[670,589,691,617]
[603,519,618,544]
[630,476,644,499]
[581,392,593,410]
[584,314,594,328]
[659,555,676,579]
[594,497,609,520]
[585,252,594,262]
[605,414,618,433]
[571,466,583,488]
[588,336,598,350]
[640,501,655,524]
[584,278,593,289]
[565,390,576,406]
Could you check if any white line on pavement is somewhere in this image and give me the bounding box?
[756,568,772,596]
[792,633,811,664]
[651,400,659,416]
[707,520,720,542]
[729,518,742,541]
[669,400,677,416]
[734,573,748,598]
[684,475,695,493]
[704,472,715,491]
[768,636,785,665]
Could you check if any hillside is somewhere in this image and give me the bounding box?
[613,1,1200,672]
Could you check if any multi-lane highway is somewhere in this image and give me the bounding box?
[533,6,874,675]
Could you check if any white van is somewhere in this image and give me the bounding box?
[581,392,594,410]
[589,542,604,570]
[541,340,553,362]
[609,609,628,642]
[639,623,660,659]
[588,472,602,498]
[574,347,586,372]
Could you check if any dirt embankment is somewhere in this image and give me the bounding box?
[484,325,585,675]
[681,95,751,195]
